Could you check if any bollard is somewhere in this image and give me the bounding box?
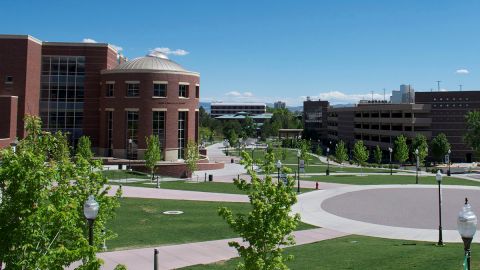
[238,174,240,181]
[156,176,160,189]
[154,248,159,270]
[205,172,207,182]
[102,229,107,251]
[316,182,319,190]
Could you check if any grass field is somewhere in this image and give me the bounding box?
[101,170,150,180]
[305,174,480,186]
[108,198,317,250]
[182,235,479,269]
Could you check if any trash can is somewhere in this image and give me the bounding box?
[118,164,123,170]
[231,158,234,163]
[209,174,213,182]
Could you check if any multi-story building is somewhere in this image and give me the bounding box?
[274,101,286,109]
[303,99,329,141]
[210,102,266,117]
[0,34,199,161]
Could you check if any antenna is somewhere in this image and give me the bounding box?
[436,81,441,91]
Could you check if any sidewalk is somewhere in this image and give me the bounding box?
[90,228,348,270]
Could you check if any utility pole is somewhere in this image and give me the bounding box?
[436,81,441,91]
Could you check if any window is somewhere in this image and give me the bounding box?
[126,111,139,159]
[153,83,167,97]
[5,76,13,84]
[178,111,187,158]
[195,85,199,98]
[107,111,113,156]
[106,83,114,97]
[179,84,189,98]
[153,111,166,153]
[127,83,139,97]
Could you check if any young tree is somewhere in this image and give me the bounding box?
[298,139,311,165]
[145,135,162,180]
[218,150,300,269]
[431,133,451,164]
[374,145,382,164]
[394,135,409,165]
[185,140,200,178]
[243,116,256,138]
[465,111,480,154]
[353,140,369,166]
[0,116,121,269]
[76,135,93,160]
[335,140,348,164]
[412,134,428,165]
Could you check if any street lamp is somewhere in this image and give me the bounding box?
[326,147,330,176]
[457,198,477,270]
[415,148,419,184]
[276,160,282,183]
[448,149,452,176]
[83,195,99,246]
[436,170,444,246]
[128,138,133,171]
[10,137,18,153]
[297,149,301,193]
[251,143,256,171]
[388,147,393,176]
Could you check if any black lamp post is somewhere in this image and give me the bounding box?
[436,170,444,246]
[326,147,330,176]
[83,195,99,246]
[276,160,282,183]
[415,148,419,184]
[388,147,393,175]
[297,149,301,193]
[128,138,133,171]
[457,198,477,270]
[448,149,451,176]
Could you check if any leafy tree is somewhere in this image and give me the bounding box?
[0,115,121,269]
[144,135,162,180]
[218,149,300,270]
[374,145,382,164]
[199,126,213,142]
[412,134,428,166]
[353,140,369,166]
[76,135,93,160]
[394,135,409,165]
[431,133,451,164]
[335,140,348,164]
[465,111,480,154]
[185,140,199,178]
[225,129,239,147]
[298,139,311,165]
[243,116,257,138]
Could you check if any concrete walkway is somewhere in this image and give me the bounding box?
[92,228,348,270]
[107,185,249,203]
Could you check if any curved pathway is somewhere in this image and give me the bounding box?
[293,184,480,243]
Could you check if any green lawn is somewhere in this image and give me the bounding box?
[108,198,317,250]
[227,148,324,165]
[182,235,479,269]
[305,174,480,186]
[285,164,392,174]
[101,170,150,180]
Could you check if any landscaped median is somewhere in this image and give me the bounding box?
[181,235,479,269]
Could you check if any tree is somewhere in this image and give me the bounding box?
[243,116,256,138]
[431,133,451,164]
[145,135,162,180]
[0,115,121,269]
[218,149,300,269]
[465,111,480,154]
[374,145,382,164]
[353,140,369,166]
[298,139,311,165]
[185,140,200,178]
[394,135,409,165]
[76,135,93,160]
[412,134,428,166]
[335,140,348,164]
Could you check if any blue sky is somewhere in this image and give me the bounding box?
[2,0,480,105]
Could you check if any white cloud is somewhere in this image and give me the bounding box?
[150,47,189,56]
[456,69,469,74]
[82,38,97,43]
[302,90,390,104]
[225,91,241,97]
[225,91,255,98]
[111,44,123,52]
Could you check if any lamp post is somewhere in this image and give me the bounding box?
[297,149,301,193]
[448,149,451,176]
[10,137,18,153]
[415,148,419,184]
[425,147,429,173]
[326,147,330,176]
[276,160,282,183]
[83,195,99,246]
[388,147,393,175]
[457,198,477,270]
[128,138,133,171]
[436,170,444,246]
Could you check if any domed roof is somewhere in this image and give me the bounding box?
[103,52,198,75]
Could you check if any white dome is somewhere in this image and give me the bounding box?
[112,55,187,72]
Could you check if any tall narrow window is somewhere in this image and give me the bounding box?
[153,111,166,153]
[107,111,113,156]
[153,83,167,97]
[127,83,140,97]
[178,111,188,159]
[179,84,189,98]
[195,85,199,98]
[126,111,139,159]
[106,83,115,97]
